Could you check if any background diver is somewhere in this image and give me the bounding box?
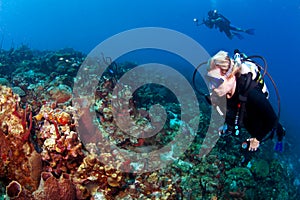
[194,10,255,39]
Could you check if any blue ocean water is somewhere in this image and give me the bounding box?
[0,0,300,196]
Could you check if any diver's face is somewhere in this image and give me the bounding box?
[207,75,224,90]
[213,58,231,76]
[218,68,228,76]
[207,64,236,96]
[207,67,226,90]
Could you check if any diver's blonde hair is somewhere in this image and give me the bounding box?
[208,50,240,77]
[208,51,231,71]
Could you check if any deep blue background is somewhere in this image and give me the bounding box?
[0,0,300,150]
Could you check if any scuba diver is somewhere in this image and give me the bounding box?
[200,50,285,152]
[194,10,255,39]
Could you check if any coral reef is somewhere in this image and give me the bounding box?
[0,46,299,199]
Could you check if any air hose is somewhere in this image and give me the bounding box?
[192,61,208,97]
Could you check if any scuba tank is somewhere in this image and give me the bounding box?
[233,49,269,98]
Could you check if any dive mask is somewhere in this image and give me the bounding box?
[206,75,224,90]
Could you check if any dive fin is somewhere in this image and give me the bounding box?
[232,32,244,40]
[245,28,255,35]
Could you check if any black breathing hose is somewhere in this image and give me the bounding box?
[192,61,208,96]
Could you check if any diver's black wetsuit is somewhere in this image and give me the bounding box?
[226,74,284,141]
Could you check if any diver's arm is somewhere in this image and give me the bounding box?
[203,18,214,28]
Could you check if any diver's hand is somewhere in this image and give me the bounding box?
[246,138,260,151]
